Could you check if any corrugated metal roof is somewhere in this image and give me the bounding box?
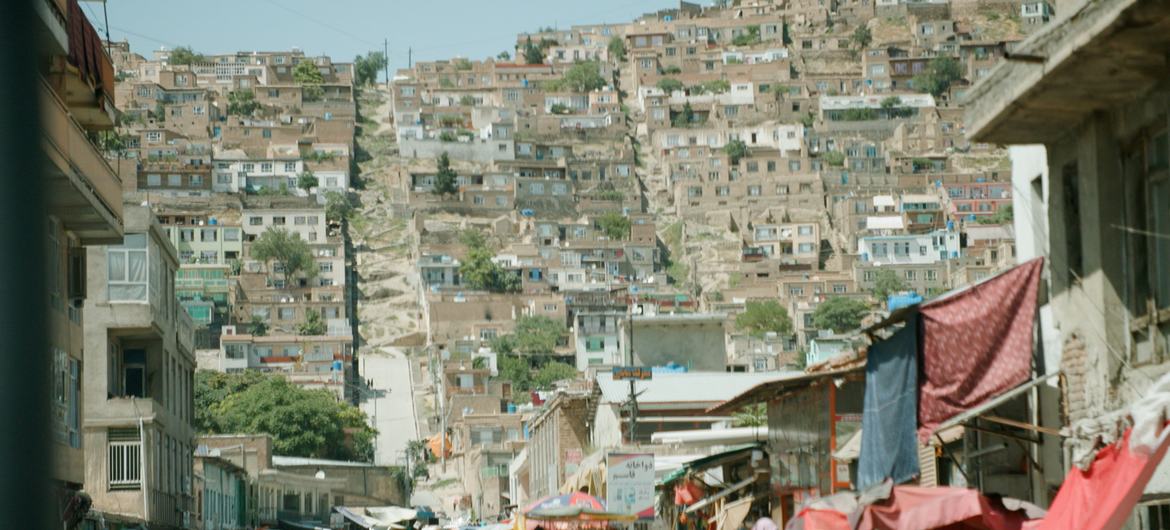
[866,216,905,230]
[595,371,798,406]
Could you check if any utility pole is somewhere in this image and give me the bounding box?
[383,38,389,86]
[627,290,639,444]
[408,47,413,68]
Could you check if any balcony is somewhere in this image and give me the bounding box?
[42,0,116,130]
[41,78,123,244]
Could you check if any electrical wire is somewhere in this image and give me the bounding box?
[257,0,380,48]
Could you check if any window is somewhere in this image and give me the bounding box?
[894,242,910,256]
[108,427,142,489]
[319,261,333,273]
[1122,127,1170,363]
[872,243,888,258]
[241,163,255,172]
[905,270,917,280]
[146,131,162,142]
[1061,162,1083,285]
[189,174,203,187]
[146,174,161,187]
[716,186,730,197]
[284,162,297,172]
[798,225,813,236]
[260,162,273,173]
[833,284,847,294]
[200,229,217,242]
[108,234,149,301]
[926,270,938,281]
[789,160,801,172]
[272,216,286,225]
[278,307,294,320]
[798,243,815,253]
[586,337,605,352]
[748,185,761,196]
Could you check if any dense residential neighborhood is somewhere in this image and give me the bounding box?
[12,0,1170,528]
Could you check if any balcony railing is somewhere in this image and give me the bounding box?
[41,77,123,243]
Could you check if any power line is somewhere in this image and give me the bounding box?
[257,0,379,48]
[108,24,181,49]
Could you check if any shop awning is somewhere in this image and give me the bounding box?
[683,475,759,514]
[707,369,862,415]
[659,443,762,485]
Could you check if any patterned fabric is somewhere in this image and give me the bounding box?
[917,257,1045,443]
[858,313,920,489]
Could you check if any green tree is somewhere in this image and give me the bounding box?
[497,354,534,403]
[523,37,544,65]
[559,61,606,92]
[732,404,767,427]
[880,96,902,110]
[812,297,869,333]
[550,103,569,114]
[490,315,566,355]
[251,228,316,284]
[302,84,324,102]
[735,300,794,338]
[297,171,318,192]
[661,65,682,74]
[978,203,1014,224]
[168,46,206,65]
[459,246,521,293]
[248,314,268,336]
[354,51,386,86]
[433,152,459,196]
[534,361,579,388]
[724,138,748,165]
[607,36,627,62]
[453,58,473,71]
[459,228,488,249]
[912,56,962,97]
[497,51,511,61]
[460,95,477,106]
[153,101,166,123]
[298,308,327,335]
[214,377,376,461]
[227,90,260,116]
[852,25,873,50]
[293,59,325,85]
[596,212,631,239]
[325,191,353,223]
[732,25,761,46]
[871,269,908,301]
[194,370,270,432]
[822,151,845,167]
[672,102,695,127]
[657,78,684,94]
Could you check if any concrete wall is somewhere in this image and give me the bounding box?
[400,138,516,162]
[630,315,728,371]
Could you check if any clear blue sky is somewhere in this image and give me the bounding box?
[91,0,681,69]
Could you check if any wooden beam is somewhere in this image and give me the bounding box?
[980,415,1063,436]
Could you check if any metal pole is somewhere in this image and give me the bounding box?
[383,38,389,86]
[1,0,51,527]
[627,294,638,444]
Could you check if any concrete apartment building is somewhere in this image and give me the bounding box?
[38,0,127,520]
[214,332,352,399]
[527,390,593,500]
[967,0,1170,514]
[83,204,196,529]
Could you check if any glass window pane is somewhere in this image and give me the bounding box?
[1153,180,1170,306]
[128,251,148,283]
[108,250,126,282]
